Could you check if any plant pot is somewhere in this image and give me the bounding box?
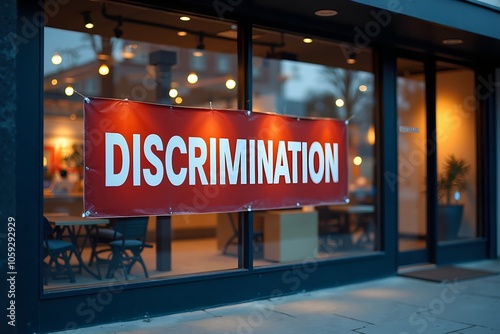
[438,204,463,241]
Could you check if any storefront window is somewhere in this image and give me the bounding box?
[252,28,377,265]
[43,5,240,290]
[436,62,478,242]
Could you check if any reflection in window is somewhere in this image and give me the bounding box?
[190,53,207,71]
[252,28,377,265]
[216,54,231,74]
[43,6,239,291]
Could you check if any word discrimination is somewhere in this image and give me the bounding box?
[105,133,340,187]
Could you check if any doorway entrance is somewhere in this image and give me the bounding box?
[396,57,483,267]
[396,58,429,266]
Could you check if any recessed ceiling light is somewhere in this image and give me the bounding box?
[442,38,463,45]
[303,38,313,44]
[315,9,338,17]
[177,31,188,37]
[180,16,190,21]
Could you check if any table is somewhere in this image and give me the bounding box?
[326,204,375,248]
[44,192,83,216]
[45,215,109,280]
[262,210,318,262]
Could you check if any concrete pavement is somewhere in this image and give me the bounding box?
[50,260,500,334]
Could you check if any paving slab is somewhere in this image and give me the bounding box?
[46,260,500,334]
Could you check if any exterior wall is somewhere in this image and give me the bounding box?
[497,68,500,257]
[0,1,18,333]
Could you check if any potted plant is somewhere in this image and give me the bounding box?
[437,154,470,241]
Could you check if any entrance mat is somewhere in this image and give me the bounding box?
[399,266,498,283]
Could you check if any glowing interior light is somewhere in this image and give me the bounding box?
[335,98,344,107]
[187,73,198,84]
[169,88,179,98]
[366,126,375,145]
[225,79,236,90]
[353,156,363,166]
[51,53,62,65]
[98,64,110,76]
[65,86,74,96]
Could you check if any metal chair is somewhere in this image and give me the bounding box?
[87,221,122,267]
[105,217,150,280]
[42,216,76,284]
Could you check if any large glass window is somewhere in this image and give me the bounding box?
[251,28,378,265]
[436,62,478,242]
[43,4,239,290]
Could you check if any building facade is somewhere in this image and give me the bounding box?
[1,0,500,333]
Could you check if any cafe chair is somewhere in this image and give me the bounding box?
[42,216,76,284]
[87,220,123,267]
[105,217,151,280]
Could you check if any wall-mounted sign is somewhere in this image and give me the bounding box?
[84,97,348,217]
[399,125,419,133]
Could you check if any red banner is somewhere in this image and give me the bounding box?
[84,97,348,217]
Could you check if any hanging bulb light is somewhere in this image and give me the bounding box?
[193,34,205,57]
[65,86,74,96]
[187,73,198,84]
[51,52,62,65]
[225,79,236,90]
[99,64,110,76]
[169,88,179,98]
[347,52,357,64]
[82,11,94,29]
[114,18,123,38]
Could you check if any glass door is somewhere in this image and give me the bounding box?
[397,58,429,265]
[436,62,478,243]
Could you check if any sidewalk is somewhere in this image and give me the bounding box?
[53,260,500,334]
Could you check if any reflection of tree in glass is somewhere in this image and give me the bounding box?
[305,68,374,124]
[305,68,376,194]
